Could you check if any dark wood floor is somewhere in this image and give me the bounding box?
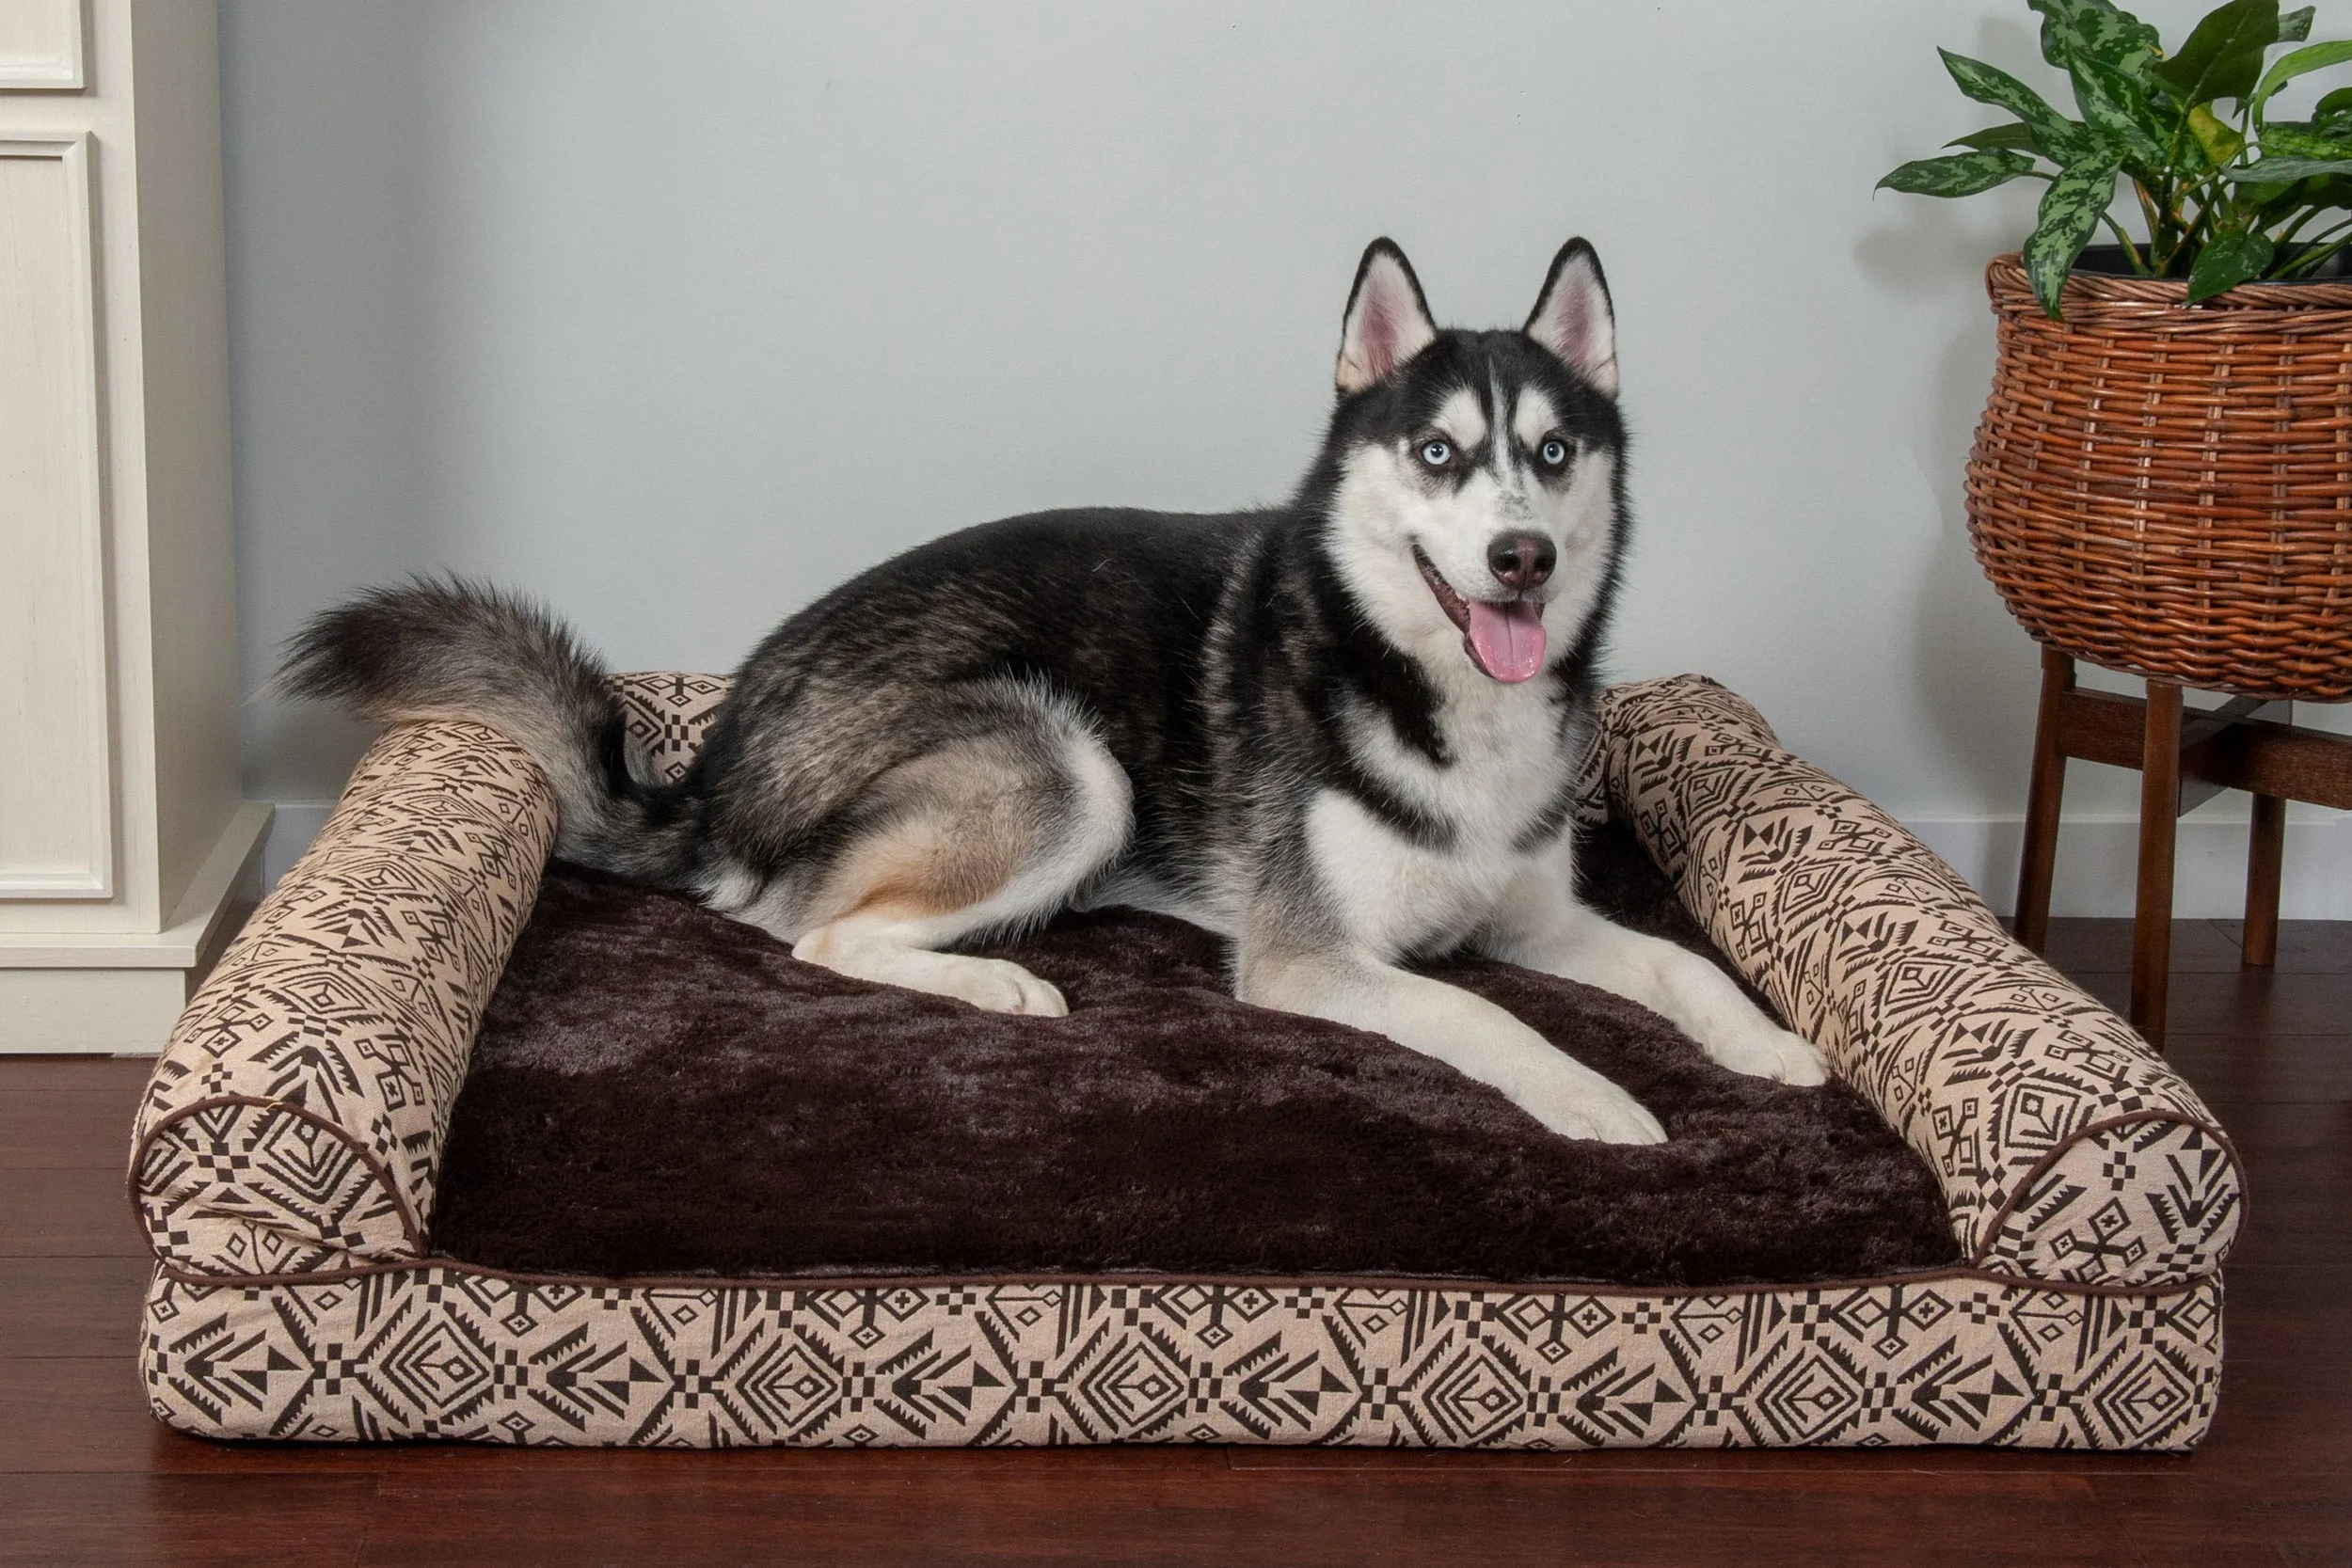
[3,917,2345,1567]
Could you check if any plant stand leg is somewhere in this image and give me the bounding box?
[2015,647,2073,954]
[2131,682,2184,1050]
[2244,792,2286,969]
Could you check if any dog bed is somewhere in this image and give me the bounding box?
[130,674,2241,1449]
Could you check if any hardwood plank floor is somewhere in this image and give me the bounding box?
[2,918,2344,1566]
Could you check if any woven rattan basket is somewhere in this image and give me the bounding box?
[1966,253,2352,701]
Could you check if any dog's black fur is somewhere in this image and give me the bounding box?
[283,238,1826,1144]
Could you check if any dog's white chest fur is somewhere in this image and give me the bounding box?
[1310,685,1573,958]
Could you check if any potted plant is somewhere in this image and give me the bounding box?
[1881,0,2352,701]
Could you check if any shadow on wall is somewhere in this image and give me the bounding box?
[1851,187,2044,822]
[223,3,441,805]
[1851,9,2090,826]
[1905,325,2045,817]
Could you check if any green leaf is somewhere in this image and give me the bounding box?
[2024,160,2122,316]
[2174,119,2218,176]
[2250,39,2352,121]
[2190,103,2249,163]
[2151,0,2282,105]
[2071,52,2173,165]
[2029,0,2162,69]
[2185,230,2278,296]
[2231,154,2352,179]
[1941,50,2098,164]
[2281,5,2315,40]
[1877,150,2042,197]
[2316,85,2352,116]
[1947,122,2045,152]
[2259,120,2352,158]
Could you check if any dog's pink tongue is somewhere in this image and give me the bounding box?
[1467,600,1547,682]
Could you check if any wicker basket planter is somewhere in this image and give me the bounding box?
[1966,252,2352,701]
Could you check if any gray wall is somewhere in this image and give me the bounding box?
[220,0,2350,914]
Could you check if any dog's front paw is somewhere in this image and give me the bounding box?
[1518,1072,1667,1146]
[1704,1022,1829,1086]
[942,957,1069,1018]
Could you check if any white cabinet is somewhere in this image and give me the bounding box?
[0,0,268,1051]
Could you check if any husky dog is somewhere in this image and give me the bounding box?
[282,238,1826,1144]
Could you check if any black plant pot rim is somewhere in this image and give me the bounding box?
[2070,241,2351,281]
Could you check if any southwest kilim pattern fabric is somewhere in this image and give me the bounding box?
[615,672,732,786]
[133,723,558,1275]
[1592,678,2243,1287]
[142,1265,2220,1450]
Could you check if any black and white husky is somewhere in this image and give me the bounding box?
[283,238,1826,1144]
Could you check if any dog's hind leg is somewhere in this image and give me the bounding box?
[753,687,1133,1017]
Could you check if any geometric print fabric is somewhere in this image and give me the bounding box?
[141,1264,2222,1451]
[133,721,557,1275]
[613,672,731,786]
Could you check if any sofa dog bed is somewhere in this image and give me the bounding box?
[130,674,2241,1449]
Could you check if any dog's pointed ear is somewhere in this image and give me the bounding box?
[1525,239,1618,397]
[1336,239,1438,394]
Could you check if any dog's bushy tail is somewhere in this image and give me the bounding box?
[276,578,698,884]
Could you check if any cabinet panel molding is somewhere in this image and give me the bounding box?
[0,132,113,897]
[0,0,84,89]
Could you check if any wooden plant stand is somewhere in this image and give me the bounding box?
[2013,647,2352,1048]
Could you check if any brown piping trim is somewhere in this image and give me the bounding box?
[148,1255,2218,1303]
[128,1096,423,1259]
[1966,1109,2249,1270]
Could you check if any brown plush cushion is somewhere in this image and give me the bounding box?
[429,821,1959,1287]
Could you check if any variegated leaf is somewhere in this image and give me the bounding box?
[1878,150,2042,198]
[2025,160,2122,317]
[1948,122,2045,152]
[2030,0,2161,71]
[2072,52,2172,166]
[2257,121,2352,160]
[2186,229,2277,297]
[1942,50,2099,166]
[2232,155,2352,180]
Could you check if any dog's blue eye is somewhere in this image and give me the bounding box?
[1420,439,1452,467]
[1540,438,1567,467]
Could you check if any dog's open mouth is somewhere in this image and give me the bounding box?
[1412,546,1547,683]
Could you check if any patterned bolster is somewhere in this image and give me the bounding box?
[612,672,733,784]
[1596,675,2244,1288]
[131,722,558,1275]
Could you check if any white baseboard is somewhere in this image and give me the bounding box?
[0,802,272,1053]
[1908,809,2352,920]
[260,798,2348,922]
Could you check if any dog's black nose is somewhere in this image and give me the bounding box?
[1486,533,1555,593]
